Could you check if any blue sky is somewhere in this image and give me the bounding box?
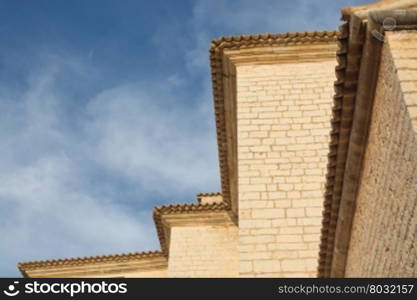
[0,0,368,277]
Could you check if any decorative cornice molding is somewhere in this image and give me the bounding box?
[317,20,365,278]
[224,43,338,65]
[18,251,165,277]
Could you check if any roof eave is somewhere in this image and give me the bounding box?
[17,251,166,278]
[318,6,417,278]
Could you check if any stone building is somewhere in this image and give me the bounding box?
[18,0,417,278]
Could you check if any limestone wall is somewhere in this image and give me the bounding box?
[236,59,335,277]
[167,225,239,277]
[345,31,417,277]
[126,268,168,278]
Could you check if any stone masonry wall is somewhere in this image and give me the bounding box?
[236,59,335,277]
[128,268,168,278]
[167,225,239,277]
[345,31,417,277]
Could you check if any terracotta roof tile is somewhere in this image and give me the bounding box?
[317,22,360,277]
[18,250,164,272]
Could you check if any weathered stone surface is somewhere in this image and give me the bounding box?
[345,31,417,277]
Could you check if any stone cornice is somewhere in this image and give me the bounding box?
[18,251,166,278]
[317,20,365,278]
[342,0,417,20]
[224,43,338,65]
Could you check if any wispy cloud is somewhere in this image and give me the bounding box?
[0,53,218,276]
[85,82,220,195]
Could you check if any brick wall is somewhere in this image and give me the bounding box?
[236,59,335,277]
[345,31,417,277]
[167,225,238,277]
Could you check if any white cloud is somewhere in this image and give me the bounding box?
[85,82,220,195]
[0,54,219,276]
